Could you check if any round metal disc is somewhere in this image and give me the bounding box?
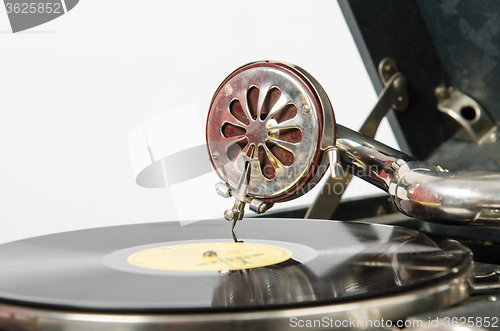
[0,219,472,330]
[206,61,333,202]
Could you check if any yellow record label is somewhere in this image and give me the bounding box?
[127,242,293,272]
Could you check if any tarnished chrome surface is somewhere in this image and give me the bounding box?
[337,125,500,225]
[289,63,336,153]
[336,125,414,191]
[207,65,319,199]
[208,61,500,225]
[207,61,335,209]
[391,168,500,225]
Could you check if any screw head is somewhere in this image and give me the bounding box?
[383,64,393,73]
[302,104,310,114]
[393,77,404,90]
[212,152,220,160]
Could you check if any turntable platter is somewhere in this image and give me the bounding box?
[0,219,473,330]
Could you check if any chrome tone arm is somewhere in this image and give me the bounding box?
[336,124,414,191]
[391,166,500,225]
[337,125,500,225]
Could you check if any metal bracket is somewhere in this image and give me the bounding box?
[305,58,409,220]
[436,86,499,145]
[359,58,409,137]
[470,262,500,294]
[215,178,273,229]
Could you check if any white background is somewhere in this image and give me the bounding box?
[0,1,398,244]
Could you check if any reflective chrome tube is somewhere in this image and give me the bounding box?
[336,125,500,225]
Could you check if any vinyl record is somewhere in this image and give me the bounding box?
[0,218,472,312]
[0,219,470,311]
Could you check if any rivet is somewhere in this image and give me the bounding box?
[302,104,310,114]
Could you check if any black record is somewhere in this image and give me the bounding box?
[0,218,472,311]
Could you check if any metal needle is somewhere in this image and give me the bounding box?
[231,227,243,243]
